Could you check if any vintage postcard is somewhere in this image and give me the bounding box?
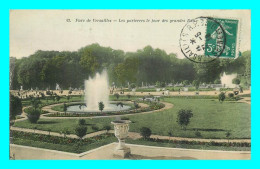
[9,10,251,160]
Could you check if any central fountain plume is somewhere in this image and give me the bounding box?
[66,70,130,113]
[85,70,110,110]
[220,72,237,88]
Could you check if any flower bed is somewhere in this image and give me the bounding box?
[12,130,114,145]
[142,137,250,147]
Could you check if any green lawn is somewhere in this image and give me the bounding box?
[15,97,251,139]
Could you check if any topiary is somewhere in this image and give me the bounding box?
[140,127,152,139]
[218,92,226,103]
[75,125,87,139]
[10,94,23,120]
[26,108,41,123]
[228,93,234,98]
[78,119,86,125]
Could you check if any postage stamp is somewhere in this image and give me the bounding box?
[179,17,240,63]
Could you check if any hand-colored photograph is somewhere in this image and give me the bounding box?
[9,10,251,160]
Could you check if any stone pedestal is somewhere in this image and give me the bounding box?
[111,120,131,158]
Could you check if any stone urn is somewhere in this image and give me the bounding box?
[111,120,131,158]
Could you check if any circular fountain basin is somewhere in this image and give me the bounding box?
[66,103,131,113]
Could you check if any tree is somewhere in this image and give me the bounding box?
[26,107,41,123]
[78,119,86,125]
[75,125,87,139]
[56,95,61,102]
[140,127,152,139]
[63,103,67,113]
[192,80,200,90]
[114,93,119,100]
[30,97,41,110]
[193,58,221,83]
[228,93,234,98]
[218,92,226,103]
[10,94,22,120]
[98,101,104,113]
[176,109,193,130]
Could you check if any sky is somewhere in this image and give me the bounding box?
[10,10,251,59]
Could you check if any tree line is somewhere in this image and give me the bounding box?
[10,43,251,90]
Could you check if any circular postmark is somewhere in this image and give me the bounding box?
[179,17,226,63]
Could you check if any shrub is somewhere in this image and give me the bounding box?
[176,109,193,130]
[10,94,22,120]
[78,119,86,125]
[75,125,87,139]
[26,108,41,123]
[98,101,104,112]
[228,93,234,98]
[218,92,226,103]
[114,93,120,100]
[140,127,152,139]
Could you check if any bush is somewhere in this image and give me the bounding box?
[218,92,226,103]
[10,94,23,120]
[228,93,234,98]
[114,93,120,100]
[140,127,152,139]
[176,109,193,130]
[78,119,86,125]
[75,125,87,139]
[26,108,41,123]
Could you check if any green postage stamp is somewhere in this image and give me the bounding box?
[180,17,240,63]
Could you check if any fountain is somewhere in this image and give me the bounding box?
[220,72,237,88]
[66,70,130,113]
[85,70,109,110]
